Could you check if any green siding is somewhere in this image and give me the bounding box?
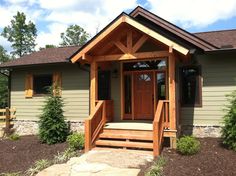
[11,64,89,121]
[111,62,121,121]
[181,53,236,126]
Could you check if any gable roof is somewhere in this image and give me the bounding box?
[129,6,218,51]
[71,12,190,63]
[0,46,80,68]
[194,29,236,49]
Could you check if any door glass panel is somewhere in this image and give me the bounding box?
[124,74,132,114]
[157,73,166,100]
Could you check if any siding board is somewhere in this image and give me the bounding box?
[181,54,236,126]
[11,64,90,121]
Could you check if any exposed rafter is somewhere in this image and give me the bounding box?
[71,15,189,63]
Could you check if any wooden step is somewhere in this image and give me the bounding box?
[99,132,153,141]
[95,139,153,149]
[103,129,153,136]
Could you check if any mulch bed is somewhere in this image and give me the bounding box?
[140,138,236,176]
[0,135,68,174]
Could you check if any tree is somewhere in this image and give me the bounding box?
[1,11,37,57]
[39,44,56,51]
[0,45,10,108]
[60,25,89,46]
[221,90,236,151]
[38,86,69,144]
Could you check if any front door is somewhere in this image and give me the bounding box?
[133,72,154,120]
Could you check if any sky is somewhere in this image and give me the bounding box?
[0,0,236,53]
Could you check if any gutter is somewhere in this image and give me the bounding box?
[205,48,236,54]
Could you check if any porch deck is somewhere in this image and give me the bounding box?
[104,121,153,131]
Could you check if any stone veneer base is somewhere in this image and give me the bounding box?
[11,120,85,136]
[181,125,222,138]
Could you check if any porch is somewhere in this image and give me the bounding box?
[71,14,190,156]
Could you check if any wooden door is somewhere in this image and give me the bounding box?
[133,72,154,120]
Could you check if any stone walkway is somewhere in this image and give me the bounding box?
[37,149,153,176]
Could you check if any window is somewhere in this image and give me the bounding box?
[98,71,111,100]
[123,60,166,71]
[180,66,202,106]
[33,74,53,95]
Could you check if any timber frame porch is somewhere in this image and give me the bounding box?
[71,13,189,156]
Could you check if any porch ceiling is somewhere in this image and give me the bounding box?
[71,13,189,63]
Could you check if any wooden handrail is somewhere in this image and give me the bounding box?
[153,100,169,157]
[0,107,16,135]
[85,100,113,152]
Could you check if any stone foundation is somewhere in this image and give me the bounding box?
[181,125,222,138]
[12,120,85,136]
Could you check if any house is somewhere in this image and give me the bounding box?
[1,6,236,156]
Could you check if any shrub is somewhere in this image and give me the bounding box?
[145,156,166,176]
[26,159,51,176]
[221,90,236,151]
[8,134,20,141]
[67,132,85,150]
[177,136,200,155]
[38,86,69,144]
[1,172,21,176]
[53,148,79,164]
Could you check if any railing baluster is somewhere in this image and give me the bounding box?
[84,100,113,152]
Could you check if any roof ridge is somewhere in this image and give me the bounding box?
[194,29,236,34]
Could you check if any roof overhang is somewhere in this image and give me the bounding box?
[71,14,189,63]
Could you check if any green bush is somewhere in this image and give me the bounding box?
[221,90,236,151]
[26,159,51,176]
[8,134,20,141]
[177,136,200,155]
[145,156,166,176]
[67,132,85,150]
[38,86,69,144]
[53,148,79,164]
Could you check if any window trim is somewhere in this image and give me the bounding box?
[33,74,53,96]
[180,65,202,107]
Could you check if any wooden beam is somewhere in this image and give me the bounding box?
[169,45,173,53]
[123,16,189,55]
[168,54,176,131]
[113,41,128,53]
[94,51,169,61]
[127,30,133,53]
[120,62,124,120]
[82,54,92,63]
[71,16,125,63]
[132,35,148,53]
[90,61,98,113]
[71,14,189,63]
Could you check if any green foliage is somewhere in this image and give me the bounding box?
[39,44,56,50]
[9,133,20,141]
[60,25,89,46]
[38,86,69,144]
[177,136,200,155]
[0,45,10,108]
[1,11,37,57]
[221,90,236,151]
[26,159,51,176]
[67,132,85,150]
[53,148,79,164]
[145,156,166,176]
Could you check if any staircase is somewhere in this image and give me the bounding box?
[95,128,154,151]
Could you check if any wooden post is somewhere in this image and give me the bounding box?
[168,54,176,131]
[90,61,97,114]
[5,107,10,135]
[168,54,177,149]
[85,119,91,152]
[153,121,159,157]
